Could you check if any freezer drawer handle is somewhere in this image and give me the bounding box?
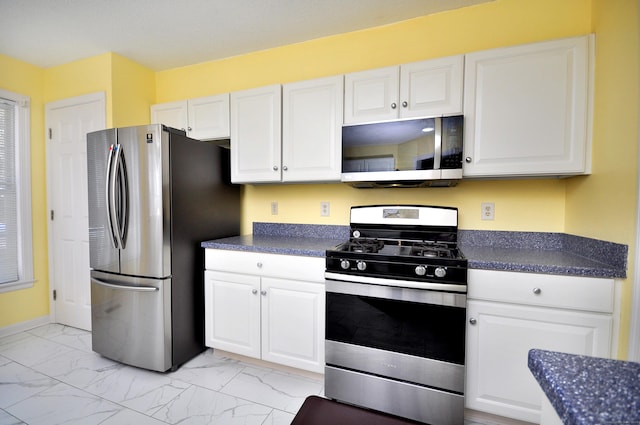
[91,277,159,292]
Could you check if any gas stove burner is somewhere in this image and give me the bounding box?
[343,238,384,253]
[410,243,454,258]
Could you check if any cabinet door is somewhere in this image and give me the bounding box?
[204,270,261,358]
[282,75,343,182]
[188,94,230,140]
[399,56,464,118]
[344,66,399,124]
[150,100,188,131]
[465,299,612,423]
[230,85,282,183]
[463,36,591,177]
[261,277,325,373]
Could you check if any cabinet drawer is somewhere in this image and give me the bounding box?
[205,249,325,283]
[468,269,614,313]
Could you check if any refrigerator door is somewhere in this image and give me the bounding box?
[117,125,171,278]
[91,270,172,372]
[87,128,120,274]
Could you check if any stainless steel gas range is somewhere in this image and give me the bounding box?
[324,205,468,425]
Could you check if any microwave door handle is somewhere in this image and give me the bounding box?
[105,145,119,249]
[434,117,442,170]
[111,145,126,250]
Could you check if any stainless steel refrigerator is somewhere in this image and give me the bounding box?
[86,124,240,372]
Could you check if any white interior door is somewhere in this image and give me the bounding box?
[46,92,106,330]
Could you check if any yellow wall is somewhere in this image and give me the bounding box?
[0,54,48,328]
[44,53,114,125]
[111,54,155,127]
[566,0,640,358]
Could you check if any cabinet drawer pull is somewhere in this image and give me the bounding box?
[469,317,477,325]
[533,287,542,295]
[252,289,258,295]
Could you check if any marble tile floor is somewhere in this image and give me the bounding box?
[0,324,500,425]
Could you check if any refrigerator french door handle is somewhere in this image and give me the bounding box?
[105,145,120,249]
[91,277,159,292]
[115,145,129,248]
[111,145,126,249]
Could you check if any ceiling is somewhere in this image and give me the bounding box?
[0,0,491,72]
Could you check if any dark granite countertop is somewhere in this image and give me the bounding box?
[201,234,344,257]
[459,230,627,279]
[201,223,348,257]
[201,224,628,278]
[528,349,640,425]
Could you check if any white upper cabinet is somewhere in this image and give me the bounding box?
[151,93,230,140]
[282,75,343,182]
[230,84,282,183]
[463,35,593,177]
[151,100,188,130]
[344,55,464,124]
[230,76,343,184]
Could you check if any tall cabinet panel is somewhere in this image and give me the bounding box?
[230,85,282,183]
[463,35,592,177]
[282,75,343,182]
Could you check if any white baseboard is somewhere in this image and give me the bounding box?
[0,316,51,338]
[464,409,536,425]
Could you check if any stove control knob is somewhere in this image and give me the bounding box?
[340,260,350,270]
[356,261,367,271]
[434,267,447,278]
[415,265,427,276]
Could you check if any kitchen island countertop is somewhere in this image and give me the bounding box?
[201,224,627,279]
[528,349,640,425]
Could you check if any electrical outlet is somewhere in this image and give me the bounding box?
[320,201,330,217]
[271,201,278,215]
[481,202,495,220]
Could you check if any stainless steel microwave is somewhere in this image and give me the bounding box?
[341,115,464,188]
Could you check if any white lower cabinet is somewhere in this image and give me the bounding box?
[204,250,325,373]
[465,270,614,423]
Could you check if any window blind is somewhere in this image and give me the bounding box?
[0,98,19,284]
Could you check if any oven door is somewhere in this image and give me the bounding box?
[325,277,467,425]
[325,278,466,392]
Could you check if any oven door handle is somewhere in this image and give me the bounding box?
[325,273,466,308]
